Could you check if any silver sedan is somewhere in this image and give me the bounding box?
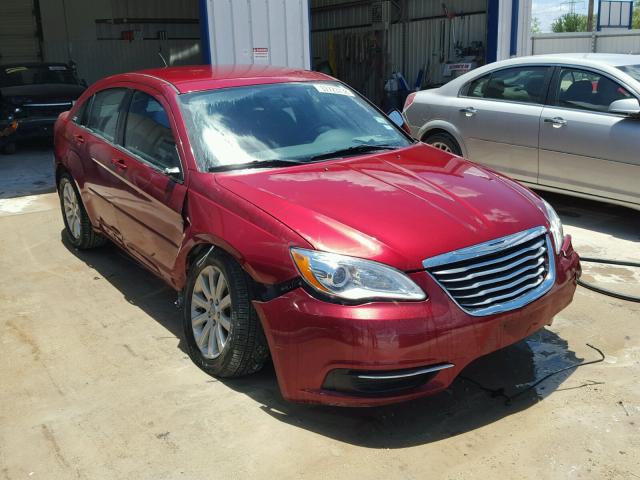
[403,53,640,211]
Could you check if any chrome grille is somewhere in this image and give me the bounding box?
[423,227,555,316]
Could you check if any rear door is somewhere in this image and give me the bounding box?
[109,87,187,280]
[80,87,129,241]
[539,67,640,204]
[451,66,552,183]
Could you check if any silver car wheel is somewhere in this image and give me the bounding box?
[62,181,82,240]
[191,265,232,359]
[430,141,453,153]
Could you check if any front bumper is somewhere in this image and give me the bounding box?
[253,244,580,406]
[8,116,58,141]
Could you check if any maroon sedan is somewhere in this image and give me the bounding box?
[53,65,580,406]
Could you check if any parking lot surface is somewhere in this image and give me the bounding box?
[1,146,639,479]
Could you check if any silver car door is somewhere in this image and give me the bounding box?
[539,67,640,204]
[452,66,551,184]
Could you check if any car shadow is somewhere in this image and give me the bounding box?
[60,231,186,349]
[222,328,584,449]
[61,229,584,449]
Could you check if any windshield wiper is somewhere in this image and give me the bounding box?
[309,144,398,162]
[207,158,303,172]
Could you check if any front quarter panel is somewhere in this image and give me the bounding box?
[173,172,312,290]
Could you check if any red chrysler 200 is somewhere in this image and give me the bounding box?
[54,66,580,406]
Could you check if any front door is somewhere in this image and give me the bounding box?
[539,67,640,204]
[108,88,187,281]
[451,66,552,183]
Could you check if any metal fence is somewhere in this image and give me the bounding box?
[531,30,640,55]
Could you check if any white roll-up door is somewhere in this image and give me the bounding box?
[0,0,41,64]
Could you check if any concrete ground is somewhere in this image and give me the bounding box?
[1,145,639,480]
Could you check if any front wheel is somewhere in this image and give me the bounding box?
[183,251,268,378]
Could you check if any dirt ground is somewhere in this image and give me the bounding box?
[1,145,639,480]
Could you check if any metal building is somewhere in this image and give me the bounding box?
[1,0,532,101]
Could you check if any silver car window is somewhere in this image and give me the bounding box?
[463,67,549,105]
[618,64,640,82]
[556,68,632,113]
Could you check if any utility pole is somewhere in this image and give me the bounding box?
[587,0,595,31]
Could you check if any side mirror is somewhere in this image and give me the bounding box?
[387,109,412,135]
[387,110,405,128]
[163,166,182,181]
[608,98,640,117]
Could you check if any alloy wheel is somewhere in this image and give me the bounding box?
[191,265,232,359]
[430,141,453,153]
[62,181,82,240]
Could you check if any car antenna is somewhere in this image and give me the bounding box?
[158,51,168,68]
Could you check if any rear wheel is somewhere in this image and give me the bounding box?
[424,132,462,156]
[183,251,268,378]
[58,174,107,249]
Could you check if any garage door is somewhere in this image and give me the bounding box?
[0,0,41,64]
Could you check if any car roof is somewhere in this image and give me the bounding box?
[497,53,640,67]
[436,52,640,96]
[121,64,335,94]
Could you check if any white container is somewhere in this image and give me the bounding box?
[201,0,311,69]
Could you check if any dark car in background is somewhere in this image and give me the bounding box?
[0,63,85,153]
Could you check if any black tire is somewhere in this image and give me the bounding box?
[58,173,108,249]
[183,251,269,378]
[424,132,462,156]
[1,142,16,155]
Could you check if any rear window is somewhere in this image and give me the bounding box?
[618,64,640,83]
[0,64,78,87]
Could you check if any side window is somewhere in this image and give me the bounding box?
[123,91,180,171]
[86,88,127,142]
[557,68,632,113]
[482,67,549,104]
[466,75,490,98]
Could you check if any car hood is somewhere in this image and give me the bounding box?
[215,144,549,271]
[0,83,85,104]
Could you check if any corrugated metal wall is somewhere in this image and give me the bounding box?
[532,31,640,55]
[388,13,487,89]
[0,0,41,63]
[311,0,487,100]
[40,0,200,84]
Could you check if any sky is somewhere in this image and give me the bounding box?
[532,0,591,32]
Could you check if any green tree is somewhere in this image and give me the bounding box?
[551,13,588,32]
[634,1,639,29]
[531,16,542,34]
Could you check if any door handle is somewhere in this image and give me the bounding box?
[544,117,567,128]
[111,158,128,170]
[460,107,478,117]
[73,133,85,144]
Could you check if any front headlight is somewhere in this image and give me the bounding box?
[542,200,563,254]
[290,248,426,302]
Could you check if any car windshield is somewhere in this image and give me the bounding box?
[618,64,640,83]
[179,81,411,171]
[0,64,78,87]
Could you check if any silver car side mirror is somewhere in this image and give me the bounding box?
[608,98,640,117]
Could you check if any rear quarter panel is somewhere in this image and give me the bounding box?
[404,90,469,156]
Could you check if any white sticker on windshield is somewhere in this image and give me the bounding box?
[313,84,355,97]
